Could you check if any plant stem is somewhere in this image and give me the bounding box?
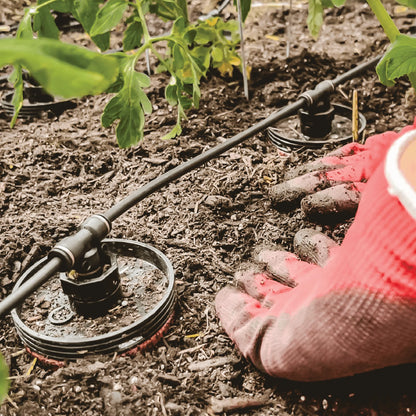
[136,0,151,43]
[366,0,400,42]
[366,0,416,89]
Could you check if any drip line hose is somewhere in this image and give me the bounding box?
[0,54,381,317]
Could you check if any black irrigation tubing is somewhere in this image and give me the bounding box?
[0,54,382,318]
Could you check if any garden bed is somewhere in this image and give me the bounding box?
[1,0,416,414]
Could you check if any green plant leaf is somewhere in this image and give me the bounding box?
[33,7,60,39]
[16,8,35,39]
[90,0,128,36]
[194,26,216,44]
[0,353,9,404]
[233,0,251,21]
[376,34,416,87]
[102,58,152,147]
[307,0,323,38]
[165,80,178,106]
[149,0,188,22]
[161,122,182,140]
[395,0,416,9]
[9,66,23,128]
[0,38,119,98]
[72,0,109,50]
[123,18,143,51]
[73,0,103,30]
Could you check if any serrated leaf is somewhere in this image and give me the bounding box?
[123,19,143,51]
[376,35,416,87]
[0,353,9,405]
[90,0,127,36]
[307,0,323,38]
[0,38,119,98]
[102,61,152,147]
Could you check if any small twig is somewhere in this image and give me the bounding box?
[158,393,168,416]
[178,343,206,355]
[11,349,26,358]
[352,89,358,142]
[6,395,19,410]
[188,355,239,371]
[209,395,271,413]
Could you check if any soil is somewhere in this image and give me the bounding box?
[1,0,416,415]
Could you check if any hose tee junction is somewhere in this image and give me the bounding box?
[48,214,117,316]
[298,80,336,138]
[60,248,122,317]
[48,214,112,270]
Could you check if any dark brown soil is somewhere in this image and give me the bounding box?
[1,0,416,415]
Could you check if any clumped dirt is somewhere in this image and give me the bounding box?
[1,0,416,415]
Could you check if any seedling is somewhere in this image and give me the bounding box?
[1,0,251,148]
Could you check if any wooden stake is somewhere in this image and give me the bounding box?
[352,89,358,142]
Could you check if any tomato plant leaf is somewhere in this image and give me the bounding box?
[194,26,216,44]
[16,8,35,40]
[0,38,119,98]
[376,34,416,87]
[161,122,182,140]
[90,0,128,37]
[0,353,9,405]
[233,0,251,21]
[102,58,152,147]
[33,7,60,39]
[123,18,143,51]
[149,0,187,22]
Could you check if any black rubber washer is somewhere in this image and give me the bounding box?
[11,239,176,360]
[267,103,367,152]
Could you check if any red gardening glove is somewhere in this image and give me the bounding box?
[271,121,416,219]
[216,132,416,381]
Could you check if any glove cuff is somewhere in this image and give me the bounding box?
[385,129,416,221]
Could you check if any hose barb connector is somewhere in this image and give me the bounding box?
[299,80,335,109]
[48,214,112,271]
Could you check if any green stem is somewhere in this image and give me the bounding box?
[35,0,58,11]
[366,0,416,89]
[135,0,151,43]
[366,0,400,42]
